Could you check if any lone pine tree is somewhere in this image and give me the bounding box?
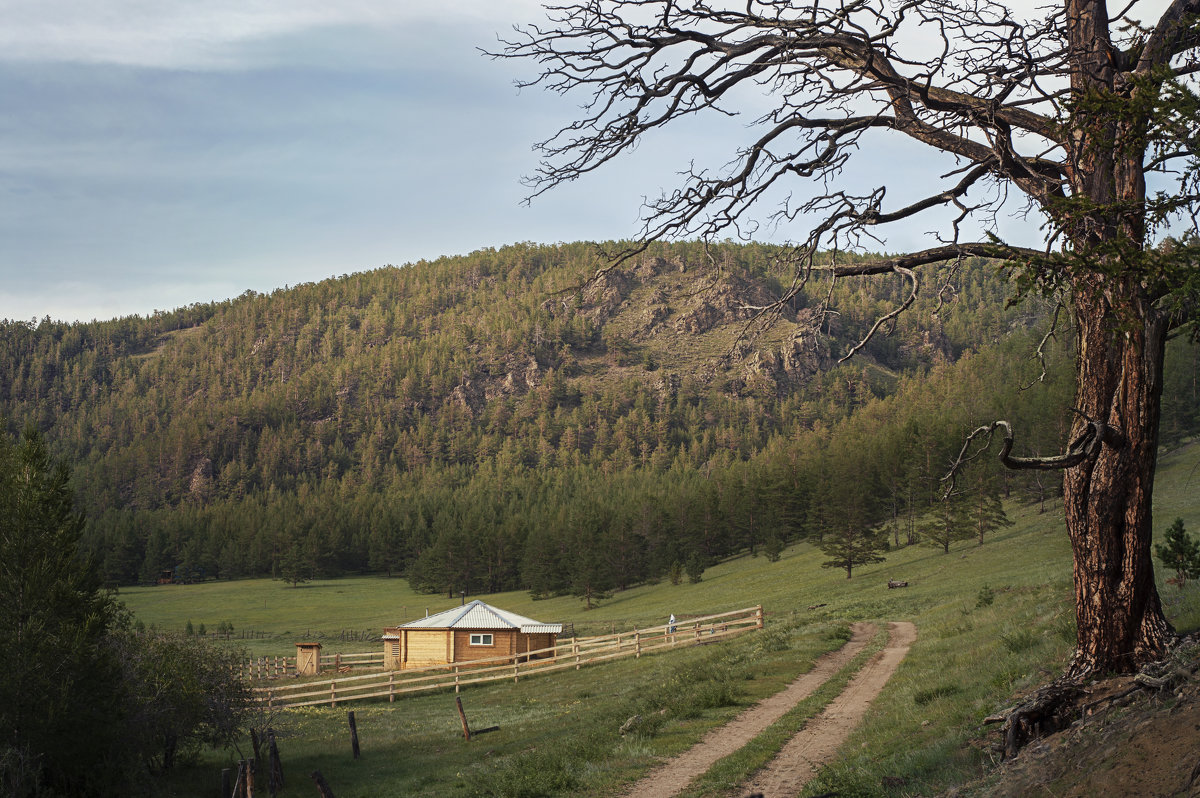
[502,0,1200,677]
[1155,518,1200,587]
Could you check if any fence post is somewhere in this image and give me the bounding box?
[756,605,764,630]
[389,672,395,704]
[574,638,580,670]
[456,696,472,741]
[513,658,519,684]
[455,666,460,694]
[331,681,336,708]
[635,631,641,659]
[347,711,360,760]
[245,758,256,798]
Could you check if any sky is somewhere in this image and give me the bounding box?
[0,0,1059,323]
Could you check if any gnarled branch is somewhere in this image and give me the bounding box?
[941,417,1124,496]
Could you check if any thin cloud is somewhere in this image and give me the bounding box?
[0,0,542,69]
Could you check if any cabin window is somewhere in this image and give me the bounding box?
[469,633,493,646]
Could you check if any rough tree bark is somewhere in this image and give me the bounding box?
[499,0,1200,679]
[1056,0,1185,676]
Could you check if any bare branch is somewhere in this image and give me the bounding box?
[1021,302,1066,389]
[837,266,918,362]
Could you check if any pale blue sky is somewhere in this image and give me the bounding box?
[0,1,1054,323]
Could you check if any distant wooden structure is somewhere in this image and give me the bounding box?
[382,600,562,670]
[295,642,323,675]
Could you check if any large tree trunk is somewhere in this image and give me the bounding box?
[1063,279,1174,677]
[1059,0,1174,678]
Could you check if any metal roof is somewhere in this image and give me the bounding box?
[397,599,561,633]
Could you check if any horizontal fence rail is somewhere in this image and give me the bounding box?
[237,651,385,681]
[252,605,763,710]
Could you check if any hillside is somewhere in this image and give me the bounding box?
[1,241,1197,597]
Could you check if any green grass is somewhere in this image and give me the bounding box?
[129,441,1200,797]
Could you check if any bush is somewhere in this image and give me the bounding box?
[112,630,251,772]
[826,624,853,642]
[1000,627,1038,653]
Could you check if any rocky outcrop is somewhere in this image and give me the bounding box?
[189,457,214,502]
[741,310,830,395]
[673,273,779,335]
[581,270,632,323]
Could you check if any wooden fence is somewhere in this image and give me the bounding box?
[252,605,763,710]
[238,650,385,681]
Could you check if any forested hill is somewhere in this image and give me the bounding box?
[2,241,1197,596]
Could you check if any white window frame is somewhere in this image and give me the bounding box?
[469,633,494,646]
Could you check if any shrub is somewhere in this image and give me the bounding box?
[112,631,251,772]
[1000,628,1038,653]
[913,684,963,705]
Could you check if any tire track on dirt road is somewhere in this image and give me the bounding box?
[623,622,877,798]
[741,620,917,798]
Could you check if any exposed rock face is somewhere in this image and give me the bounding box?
[741,310,830,395]
[636,303,671,336]
[633,256,680,281]
[189,457,214,501]
[673,274,779,335]
[445,261,832,412]
[581,270,631,323]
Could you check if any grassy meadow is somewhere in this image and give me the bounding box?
[125,441,1200,797]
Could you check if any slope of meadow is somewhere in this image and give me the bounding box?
[128,441,1200,797]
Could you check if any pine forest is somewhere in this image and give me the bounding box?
[3,241,1198,603]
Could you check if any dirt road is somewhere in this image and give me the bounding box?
[623,622,878,798]
[622,620,916,798]
[741,621,917,798]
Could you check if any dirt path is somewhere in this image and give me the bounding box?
[623,622,877,798]
[741,621,917,798]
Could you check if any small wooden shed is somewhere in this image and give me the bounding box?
[295,642,323,675]
[382,600,562,670]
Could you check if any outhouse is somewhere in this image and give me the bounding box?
[382,600,562,670]
[295,642,323,675]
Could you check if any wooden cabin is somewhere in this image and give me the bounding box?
[382,600,562,670]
